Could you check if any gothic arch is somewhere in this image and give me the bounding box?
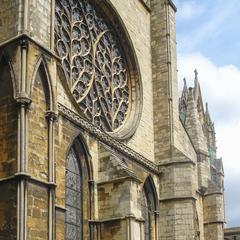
[28,56,52,181]
[30,55,55,111]
[143,176,158,210]
[65,134,94,239]
[0,52,18,177]
[66,133,93,180]
[141,176,159,240]
[0,52,17,99]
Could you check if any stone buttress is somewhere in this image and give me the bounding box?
[0,1,225,240]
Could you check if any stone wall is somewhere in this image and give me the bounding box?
[28,0,51,47]
[0,0,225,239]
[0,1,21,43]
[224,227,240,240]
[28,65,49,182]
[109,0,155,161]
[27,183,48,240]
[204,193,225,240]
[0,57,18,178]
[0,181,17,240]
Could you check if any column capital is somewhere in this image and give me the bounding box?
[16,93,32,107]
[14,172,31,181]
[45,110,58,122]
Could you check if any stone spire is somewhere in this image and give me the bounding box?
[194,69,199,100]
[193,69,205,124]
[184,87,208,154]
[205,102,216,151]
[179,78,189,123]
[205,103,212,125]
[182,77,188,98]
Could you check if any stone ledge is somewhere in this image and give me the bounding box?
[158,159,196,167]
[58,103,160,175]
[97,176,142,186]
[167,0,177,12]
[138,0,151,12]
[159,195,197,202]
[0,172,57,189]
[205,191,223,197]
[91,214,145,223]
[204,220,225,225]
[55,205,66,212]
[0,33,60,61]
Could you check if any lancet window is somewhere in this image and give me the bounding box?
[142,189,151,240]
[141,177,157,240]
[65,149,82,240]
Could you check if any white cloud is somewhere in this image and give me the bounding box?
[176,1,205,21]
[176,0,240,52]
[178,52,240,122]
[177,52,240,226]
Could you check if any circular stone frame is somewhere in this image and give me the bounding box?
[56,0,143,140]
[99,0,143,139]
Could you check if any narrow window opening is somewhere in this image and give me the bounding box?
[65,149,82,240]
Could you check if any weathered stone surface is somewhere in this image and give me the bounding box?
[0,0,225,239]
[0,57,18,178]
[0,181,17,240]
[28,65,49,181]
[27,183,48,240]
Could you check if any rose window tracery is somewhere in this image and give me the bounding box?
[55,0,131,132]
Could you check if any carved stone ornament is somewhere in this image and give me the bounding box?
[55,0,135,133]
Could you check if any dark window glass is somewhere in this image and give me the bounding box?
[65,149,82,240]
[142,190,151,240]
[55,0,131,132]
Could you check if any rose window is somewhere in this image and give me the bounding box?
[55,0,131,132]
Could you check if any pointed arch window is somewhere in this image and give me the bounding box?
[65,149,82,240]
[142,189,151,240]
[141,177,158,240]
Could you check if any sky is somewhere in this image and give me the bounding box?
[174,0,240,227]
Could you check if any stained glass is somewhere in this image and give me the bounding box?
[65,149,82,240]
[55,0,131,132]
[141,190,150,240]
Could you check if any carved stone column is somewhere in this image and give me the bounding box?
[16,37,31,240]
[46,111,58,240]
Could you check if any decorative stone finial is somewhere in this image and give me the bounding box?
[183,77,187,86]
[194,69,198,80]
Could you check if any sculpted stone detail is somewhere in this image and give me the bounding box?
[55,0,130,132]
[58,103,159,175]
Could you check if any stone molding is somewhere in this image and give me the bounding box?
[204,220,225,225]
[0,173,57,189]
[90,214,145,223]
[167,0,177,12]
[58,103,160,175]
[138,0,151,11]
[204,191,223,197]
[159,195,197,202]
[0,34,60,61]
[97,176,142,186]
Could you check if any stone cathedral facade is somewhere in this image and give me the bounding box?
[0,0,225,240]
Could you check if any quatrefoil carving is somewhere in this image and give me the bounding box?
[55,0,131,132]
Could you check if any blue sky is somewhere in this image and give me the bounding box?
[175,0,240,68]
[174,0,240,227]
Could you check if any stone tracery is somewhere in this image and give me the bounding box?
[55,0,130,132]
